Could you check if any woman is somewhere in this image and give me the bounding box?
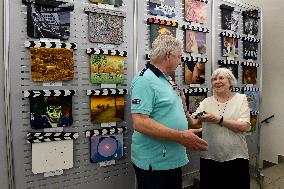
[187,68,251,189]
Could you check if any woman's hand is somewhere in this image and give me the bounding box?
[198,112,221,123]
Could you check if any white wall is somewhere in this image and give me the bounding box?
[240,0,284,166]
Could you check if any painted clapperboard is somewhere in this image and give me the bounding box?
[85,126,127,165]
[27,131,79,176]
[86,48,127,84]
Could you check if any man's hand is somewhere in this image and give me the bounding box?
[179,129,208,151]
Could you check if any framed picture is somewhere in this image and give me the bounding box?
[90,133,123,163]
[243,66,257,84]
[23,0,74,40]
[86,8,126,44]
[30,96,73,129]
[90,54,125,84]
[243,41,258,60]
[221,37,239,57]
[30,48,74,81]
[149,0,176,18]
[184,61,205,84]
[244,91,259,111]
[250,115,257,132]
[185,0,206,24]
[219,64,238,80]
[185,31,206,54]
[89,0,123,7]
[150,24,176,47]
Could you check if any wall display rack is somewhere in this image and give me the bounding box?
[3,0,262,188]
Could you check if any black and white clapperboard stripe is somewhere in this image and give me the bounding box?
[220,31,241,39]
[196,0,209,4]
[145,54,151,60]
[86,48,127,57]
[86,89,128,96]
[25,41,77,49]
[251,111,259,116]
[23,90,76,98]
[182,25,209,33]
[242,36,260,43]
[242,61,259,67]
[27,132,79,143]
[218,60,240,65]
[243,87,259,92]
[85,126,128,137]
[242,10,260,19]
[231,87,242,92]
[183,88,209,94]
[84,7,126,17]
[181,56,208,63]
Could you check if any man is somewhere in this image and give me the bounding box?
[131,35,208,189]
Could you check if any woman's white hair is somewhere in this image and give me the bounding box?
[211,68,237,88]
[151,35,181,61]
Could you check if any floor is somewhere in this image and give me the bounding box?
[250,162,284,189]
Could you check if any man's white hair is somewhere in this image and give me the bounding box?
[211,68,237,88]
[151,35,181,61]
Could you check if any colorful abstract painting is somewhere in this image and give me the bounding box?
[219,64,238,80]
[90,95,125,123]
[185,0,206,24]
[89,0,123,6]
[25,1,73,40]
[90,133,123,163]
[243,66,257,84]
[88,12,124,44]
[243,41,258,60]
[244,91,259,111]
[90,55,125,84]
[184,61,205,84]
[150,24,176,47]
[30,96,73,129]
[185,31,206,54]
[221,37,239,57]
[30,48,74,81]
[149,0,176,18]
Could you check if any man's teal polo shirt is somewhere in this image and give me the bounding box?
[130,63,189,170]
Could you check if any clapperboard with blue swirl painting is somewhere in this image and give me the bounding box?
[85,126,127,165]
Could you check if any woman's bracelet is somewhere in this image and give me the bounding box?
[218,116,224,127]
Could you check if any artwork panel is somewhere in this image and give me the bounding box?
[243,41,258,60]
[90,55,125,84]
[185,31,206,54]
[184,61,205,84]
[250,115,257,132]
[243,66,257,84]
[221,8,232,30]
[150,24,176,47]
[149,0,176,18]
[32,140,73,174]
[221,37,239,57]
[26,3,72,40]
[185,94,206,114]
[89,12,124,44]
[90,95,125,123]
[244,91,259,111]
[30,48,74,81]
[185,0,206,24]
[30,96,73,129]
[90,134,123,163]
[244,16,259,35]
